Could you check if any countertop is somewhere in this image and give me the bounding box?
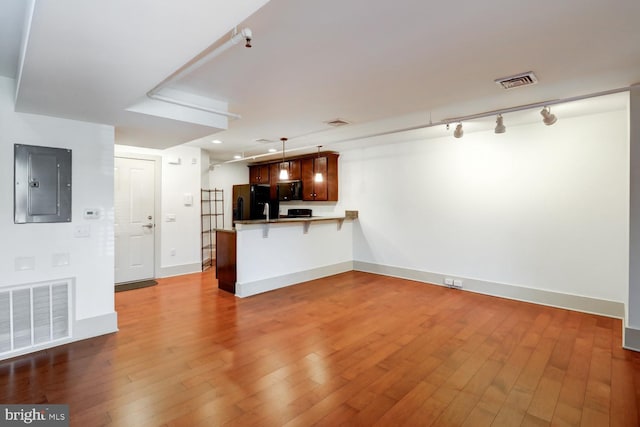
[233,215,347,225]
[216,211,358,231]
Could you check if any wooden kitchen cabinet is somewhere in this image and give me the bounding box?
[269,160,301,182]
[287,160,301,181]
[249,164,270,184]
[301,153,338,201]
[248,152,338,202]
[269,161,301,198]
[215,230,236,294]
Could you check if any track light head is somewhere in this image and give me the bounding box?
[453,123,463,138]
[495,114,506,134]
[241,28,252,48]
[540,107,557,126]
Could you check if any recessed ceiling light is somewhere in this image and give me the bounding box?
[211,139,222,144]
[268,148,277,153]
[233,154,242,160]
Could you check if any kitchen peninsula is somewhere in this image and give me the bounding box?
[216,212,357,297]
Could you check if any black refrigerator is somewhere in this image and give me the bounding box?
[232,184,279,222]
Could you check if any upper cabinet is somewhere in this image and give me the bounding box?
[270,160,301,183]
[248,152,339,202]
[267,160,302,198]
[301,153,339,201]
[249,164,270,184]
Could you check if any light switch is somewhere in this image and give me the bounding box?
[83,208,101,219]
[183,193,193,206]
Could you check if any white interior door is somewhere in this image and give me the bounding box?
[114,157,155,284]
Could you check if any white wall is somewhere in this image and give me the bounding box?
[115,144,202,275]
[627,87,640,349]
[340,108,629,306]
[208,162,249,229]
[0,76,116,357]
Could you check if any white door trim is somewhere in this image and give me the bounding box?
[115,152,162,280]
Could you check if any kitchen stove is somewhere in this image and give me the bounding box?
[284,208,312,218]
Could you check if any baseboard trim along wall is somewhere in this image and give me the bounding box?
[353,261,625,320]
[74,312,119,340]
[236,261,354,298]
[624,327,640,352]
[159,262,201,278]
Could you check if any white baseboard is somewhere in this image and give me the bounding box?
[624,327,640,351]
[236,261,354,298]
[159,262,201,278]
[354,261,625,319]
[74,311,119,340]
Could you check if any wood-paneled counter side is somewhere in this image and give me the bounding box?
[215,230,236,293]
[248,151,338,202]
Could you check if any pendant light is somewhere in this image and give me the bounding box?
[314,146,323,183]
[279,137,289,180]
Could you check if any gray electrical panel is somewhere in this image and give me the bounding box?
[14,144,72,224]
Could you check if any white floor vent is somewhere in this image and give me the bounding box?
[0,280,72,356]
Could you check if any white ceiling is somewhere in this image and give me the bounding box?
[2,0,639,163]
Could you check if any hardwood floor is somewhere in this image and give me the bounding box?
[1,270,639,426]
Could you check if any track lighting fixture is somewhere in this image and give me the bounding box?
[453,123,464,138]
[540,107,557,126]
[494,114,506,134]
[279,137,289,180]
[221,86,633,165]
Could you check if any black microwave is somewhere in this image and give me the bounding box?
[277,180,302,201]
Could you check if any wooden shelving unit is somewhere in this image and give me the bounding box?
[201,188,224,271]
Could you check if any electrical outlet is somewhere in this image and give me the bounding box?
[444,277,454,286]
[73,225,90,238]
[453,279,463,289]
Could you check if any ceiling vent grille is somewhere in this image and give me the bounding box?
[325,118,351,127]
[495,71,538,90]
[254,138,274,144]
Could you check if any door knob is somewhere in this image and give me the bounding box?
[142,223,154,229]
